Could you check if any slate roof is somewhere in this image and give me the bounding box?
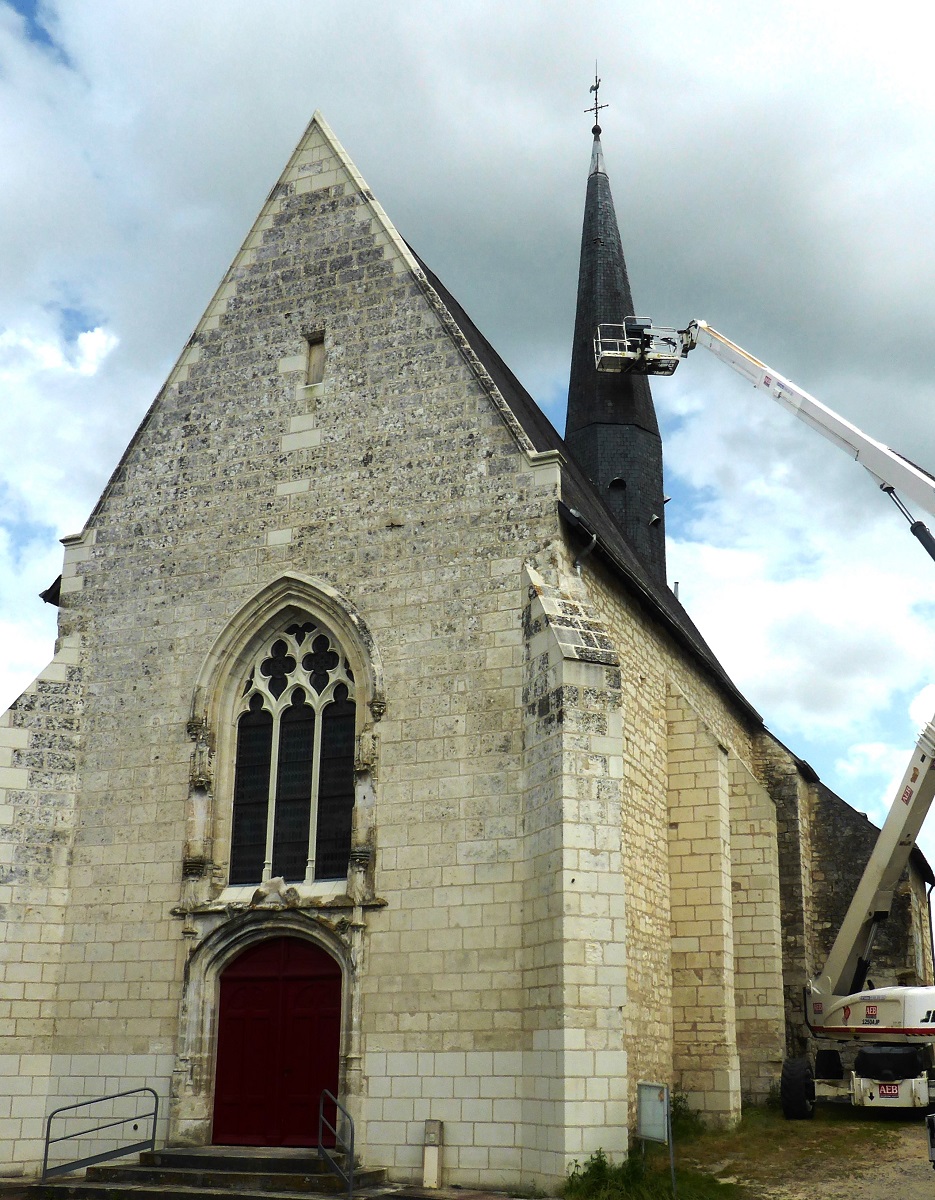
[565,128,660,440]
[412,248,763,726]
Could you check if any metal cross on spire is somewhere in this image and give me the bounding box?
[586,66,608,133]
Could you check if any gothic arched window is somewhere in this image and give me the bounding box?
[229,620,356,884]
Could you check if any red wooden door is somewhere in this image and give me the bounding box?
[213,937,341,1146]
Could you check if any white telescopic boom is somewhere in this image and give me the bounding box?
[683,320,935,992]
[814,715,935,999]
[689,321,935,527]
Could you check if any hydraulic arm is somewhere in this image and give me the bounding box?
[596,313,935,1115]
[594,318,935,561]
[816,716,935,1000]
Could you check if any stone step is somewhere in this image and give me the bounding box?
[83,1164,384,1192]
[142,1147,344,1174]
[24,1148,386,1200]
[28,1185,359,1200]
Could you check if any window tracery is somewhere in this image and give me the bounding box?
[229,620,356,885]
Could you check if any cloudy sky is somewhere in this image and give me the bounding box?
[4,0,935,859]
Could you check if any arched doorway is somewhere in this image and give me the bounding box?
[213,936,341,1146]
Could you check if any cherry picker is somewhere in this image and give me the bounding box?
[595,317,935,1119]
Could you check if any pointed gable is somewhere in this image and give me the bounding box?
[69,111,744,730]
[84,113,554,534]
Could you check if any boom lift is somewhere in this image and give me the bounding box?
[595,318,935,1116]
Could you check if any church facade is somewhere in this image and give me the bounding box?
[0,113,931,1187]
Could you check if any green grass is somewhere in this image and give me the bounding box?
[677,1101,909,1194]
[560,1101,915,1199]
[562,1147,742,1200]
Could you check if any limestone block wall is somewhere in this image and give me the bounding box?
[581,553,760,1118]
[571,560,674,1108]
[0,622,87,1177]
[552,652,628,1161]
[0,117,576,1183]
[519,570,572,1180]
[0,624,92,1176]
[907,875,935,988]
[666,686,740,1124]
[518,565,628,1178]
[354,541,534,1187]
[728,759,784,1103]
[755,737,817,1058]
[359,560,632,1188]
[573,546,842,1116]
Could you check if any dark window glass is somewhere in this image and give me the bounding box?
[315,684,355,879]
[272,691,315,882]
[260,639,296,700]
[231,626,357,887]
[230,697,273,884]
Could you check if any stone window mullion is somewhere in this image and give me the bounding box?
[305,699,325,884]
[262,709,283,883]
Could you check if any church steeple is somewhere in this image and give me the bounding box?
[564,114,667,581]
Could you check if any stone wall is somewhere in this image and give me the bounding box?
[728,759,785,1103]
[755,736,816,1059]
[810,782,934,989]
[666,686,740,1123]
[0,116,608,1186]
[518,564,628,1178]
[577,549,784,1120]
[0,619,86,1176]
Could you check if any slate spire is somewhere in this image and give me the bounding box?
[564,122,667,581]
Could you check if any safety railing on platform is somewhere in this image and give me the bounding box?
[41,1087,158,1181]
[318,1088,355,1200]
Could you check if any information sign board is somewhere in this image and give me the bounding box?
[636,1082,669,1144]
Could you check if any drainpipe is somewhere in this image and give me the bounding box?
[574,531,597,575]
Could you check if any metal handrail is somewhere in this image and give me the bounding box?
[41,1087,158,1181]
[318,1088,354,1200]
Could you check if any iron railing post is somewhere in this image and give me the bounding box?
[41,1087,158,1181]
[318,1088,354,1200]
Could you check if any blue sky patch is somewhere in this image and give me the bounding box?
[6,0,69,62]
[2,514,58,566]
[56,304,100,344]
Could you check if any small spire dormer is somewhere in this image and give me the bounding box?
[564,118,667,581]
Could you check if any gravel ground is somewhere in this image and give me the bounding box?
[753,1121,935,1199]
[3,1137,934,1200]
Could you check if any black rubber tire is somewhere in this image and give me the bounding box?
[781,1056,816,1120]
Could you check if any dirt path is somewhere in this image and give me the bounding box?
[754,1122,933,1199]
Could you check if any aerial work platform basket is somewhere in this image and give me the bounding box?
[593,319,685,376]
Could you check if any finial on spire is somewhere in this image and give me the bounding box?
[586,64,607,135]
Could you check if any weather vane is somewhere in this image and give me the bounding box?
[586,65,607,131]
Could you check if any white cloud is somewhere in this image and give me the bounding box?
[0,524,60,713]
[909,685,935,730]
[829,685,935,865]
[0,321,122,533]
[75,328,119,375]
[0,325,117,379]
[4,0,935,854]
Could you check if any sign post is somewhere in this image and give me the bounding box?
[636,1082,677,1199]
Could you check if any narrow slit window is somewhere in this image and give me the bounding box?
[306,335,326,386]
